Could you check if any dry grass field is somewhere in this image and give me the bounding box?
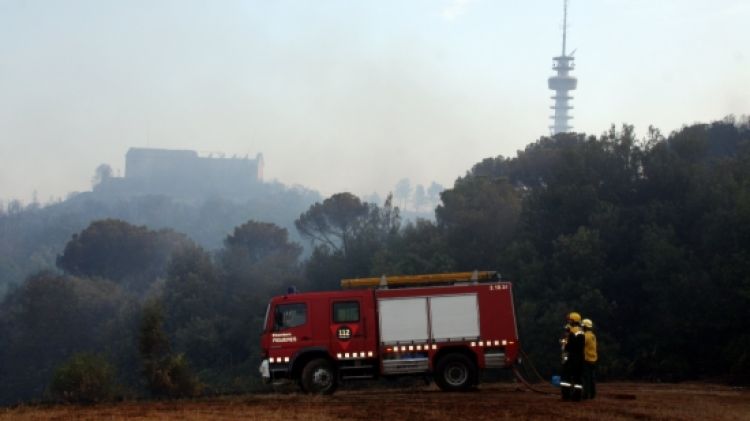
[1,382,748,421]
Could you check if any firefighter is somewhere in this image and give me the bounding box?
[582,318,597,399]
[560,311,585,401]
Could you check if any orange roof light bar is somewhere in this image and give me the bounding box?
[341,271,498,289]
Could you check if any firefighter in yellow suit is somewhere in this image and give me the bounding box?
[582,318,597,399]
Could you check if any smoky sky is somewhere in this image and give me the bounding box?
[1,0,748,203]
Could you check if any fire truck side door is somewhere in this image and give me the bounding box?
[329,298,369,357]
[271,302,312,350]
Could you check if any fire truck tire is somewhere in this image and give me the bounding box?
[300,358,337,395]
[434,353,477,392]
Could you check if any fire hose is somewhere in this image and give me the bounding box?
[511,348,558,396]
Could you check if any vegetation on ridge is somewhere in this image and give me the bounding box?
[0,118,748,404]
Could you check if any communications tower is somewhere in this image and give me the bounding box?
[548,0,577,135]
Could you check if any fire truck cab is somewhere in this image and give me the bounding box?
[259,271,519,394]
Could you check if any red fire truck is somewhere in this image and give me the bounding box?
[258,271,519,394]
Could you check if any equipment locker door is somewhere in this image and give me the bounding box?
[329,298,371,358]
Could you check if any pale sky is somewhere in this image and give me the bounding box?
[1,0,748,204]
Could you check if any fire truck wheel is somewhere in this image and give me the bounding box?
[434,353,477,392]
[301,358,337,395]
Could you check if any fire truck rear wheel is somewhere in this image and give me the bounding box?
[300,358,337,395]
[434,353,477,392]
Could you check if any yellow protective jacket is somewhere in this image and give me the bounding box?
[584,330,597,363]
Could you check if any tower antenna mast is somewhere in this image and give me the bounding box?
[562,0,568,56]
[547,0,577,135]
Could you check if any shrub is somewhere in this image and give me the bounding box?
[144,353,203,398]
[50,353,117,403]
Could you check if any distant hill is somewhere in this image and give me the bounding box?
[0,147,320,297]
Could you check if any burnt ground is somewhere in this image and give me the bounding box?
[2,382,748,420]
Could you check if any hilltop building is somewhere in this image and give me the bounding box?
[95,147,264,200]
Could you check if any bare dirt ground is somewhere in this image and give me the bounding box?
[2,382,748,421]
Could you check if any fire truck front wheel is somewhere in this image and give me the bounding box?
[434,353,477,392]
[300,358,337,395]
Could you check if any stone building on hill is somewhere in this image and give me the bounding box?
[95,147,264,200]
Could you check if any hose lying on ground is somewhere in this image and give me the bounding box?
[511,349,558,396]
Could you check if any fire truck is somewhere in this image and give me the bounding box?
[258,271,519,394]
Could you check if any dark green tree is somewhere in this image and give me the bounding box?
[139,300,202,398]
[0,273,135,404]
[295,192,370,255]
[57,219,192,294]
[436,176,521,269]
[299,194,401,290]
[162,245,224,369]
[218,221,304,369]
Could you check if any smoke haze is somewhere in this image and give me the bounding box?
[1,0,748,202]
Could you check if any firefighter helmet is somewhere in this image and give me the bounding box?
[567,312,582,323]
[582,318,593,328]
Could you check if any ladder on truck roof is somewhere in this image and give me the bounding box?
[340,270,499,289]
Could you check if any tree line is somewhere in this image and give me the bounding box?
[0,117,748,404]
[295,119,750,384]
[0,180,320,298]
